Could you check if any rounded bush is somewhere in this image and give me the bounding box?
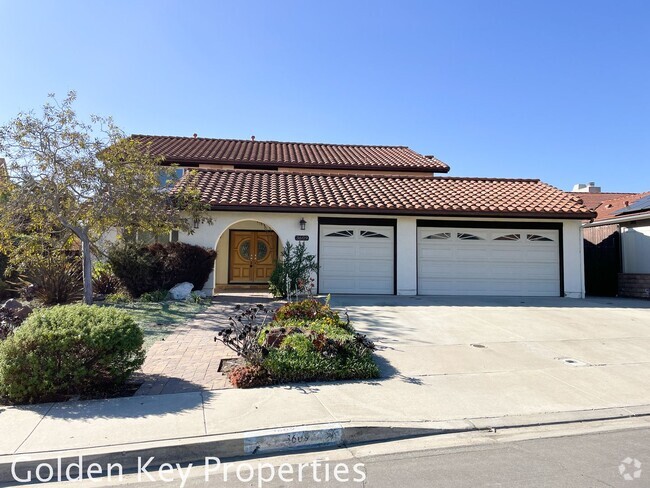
[0,304,145,404]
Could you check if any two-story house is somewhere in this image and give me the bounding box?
[136,134,594,298]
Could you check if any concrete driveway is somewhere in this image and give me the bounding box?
[3,296,648,460]
[325,295,650,421]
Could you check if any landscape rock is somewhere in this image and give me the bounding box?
[1,299,22,311]
[169,282,194,300]
[1,299,33,320]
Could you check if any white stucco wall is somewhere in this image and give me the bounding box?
[179,211,586,298]
[621,221,650,274]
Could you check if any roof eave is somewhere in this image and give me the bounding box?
[584,210,650,227]
[161,158,450,174]
[203,204,593,220]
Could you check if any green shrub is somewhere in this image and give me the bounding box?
[139,290,169,302]
[263,346,379,384]
[280,332,316,355]
[22,253,83,305]
[0,253,15,300]
[107,243,160,298]
[108,242,216,298]
[0,304,145,404]
[186,291,207,304]
[147,242,216,292]
[268,243,318,298]
[256,316,379,385]
[92,261,122,296]
[273,298,342,323]
[259,318,352,346]
[105,291,132,303]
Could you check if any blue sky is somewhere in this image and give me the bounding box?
[1,0,649,191]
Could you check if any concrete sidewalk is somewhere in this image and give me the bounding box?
[3,370,650,457]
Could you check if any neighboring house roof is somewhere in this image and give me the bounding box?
[616,193,650,216]
[134,134,450,173]
[568,192,638,211]
[174,168,595,219]
[580,191,650,226]
[586,192,650,222]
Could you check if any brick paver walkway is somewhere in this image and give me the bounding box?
[135,295,278,396]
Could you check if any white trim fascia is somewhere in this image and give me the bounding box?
[583,211,650,227]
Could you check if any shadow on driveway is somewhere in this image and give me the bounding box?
[330,295,650,310]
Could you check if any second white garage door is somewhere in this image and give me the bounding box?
[319,224,394,294]
[418,227,561,296]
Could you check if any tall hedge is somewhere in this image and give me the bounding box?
[108,242,216,297]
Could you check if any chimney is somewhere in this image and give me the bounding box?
[193,133,198,139]
[251,135,256,142]
[572,182,601,193]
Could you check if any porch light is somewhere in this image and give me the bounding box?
[299,218,306,230]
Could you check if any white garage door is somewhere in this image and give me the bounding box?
[418,227,560,296]
[319,224,394,294]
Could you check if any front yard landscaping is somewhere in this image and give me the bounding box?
[105,299,209,350]
[0,304,145,404]
[218,298,380,388]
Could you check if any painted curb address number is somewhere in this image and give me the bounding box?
[243,424,343,455]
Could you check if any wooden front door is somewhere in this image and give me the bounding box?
[229,231,278,283]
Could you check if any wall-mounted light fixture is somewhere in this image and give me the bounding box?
[193,218,200,229]
[299,218,306,230]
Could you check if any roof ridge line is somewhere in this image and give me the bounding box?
[131,133,409,149]
[186,167,540,183]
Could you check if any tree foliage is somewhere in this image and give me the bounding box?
[0,92,210,304]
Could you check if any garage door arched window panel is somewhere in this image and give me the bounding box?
[457,232,484,240]
[319,223,395,294]
[423,232,451,240]
[494,234,521,241]
[527,234,554,242]
[360,230,389,238]
[325,230,354,238]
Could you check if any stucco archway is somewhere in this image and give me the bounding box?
[213,219,283,291]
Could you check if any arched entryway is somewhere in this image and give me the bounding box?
[214,220,281,291]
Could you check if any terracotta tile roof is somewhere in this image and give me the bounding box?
[134,134,450,173]
[590,192,650,221]
[175,169,595,219]
[568,192,638,211]
[616,193,650,215]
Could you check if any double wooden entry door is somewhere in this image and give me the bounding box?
[229,231,278,283]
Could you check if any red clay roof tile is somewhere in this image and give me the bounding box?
[587,192,650,221]
[175,169,595,219]
[134,134,449,173]
[568,192,638,212]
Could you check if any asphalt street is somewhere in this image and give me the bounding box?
[63,423,650,488]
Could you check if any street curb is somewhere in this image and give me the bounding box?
[0,421,471,485]
[2,406,649,485]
